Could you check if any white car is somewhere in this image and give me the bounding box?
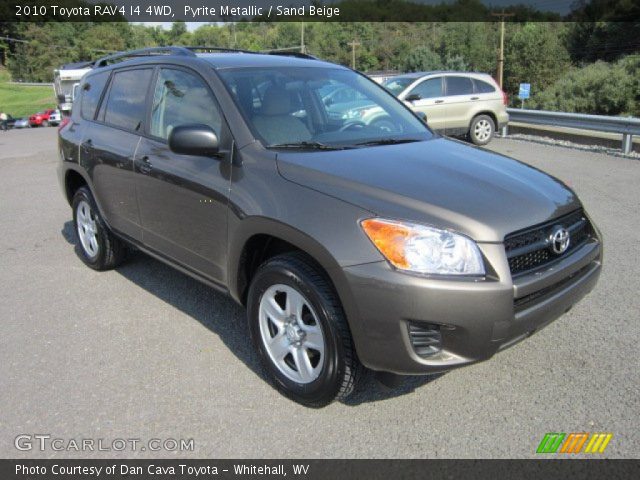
[48,109,62,126]
[13,118,30,129]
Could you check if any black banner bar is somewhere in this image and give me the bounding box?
[3,0,639,23]
[2,459,639,480]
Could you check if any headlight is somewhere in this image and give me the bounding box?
[361,218,485,276]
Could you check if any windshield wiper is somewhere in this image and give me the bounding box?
[267,141,349,151]
[352,138,422,147]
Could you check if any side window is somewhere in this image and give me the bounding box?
[445,76,474,96]
[103,69,152,132]
[80,72,110,120]
[473,79,496,94]
[408,78,442,99]
[150,68,222,140]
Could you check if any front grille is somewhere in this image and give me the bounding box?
[514,264,593,311]
[505,210,592,276]
[408,323,442,358]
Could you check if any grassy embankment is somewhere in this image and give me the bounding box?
[0,68,56,118]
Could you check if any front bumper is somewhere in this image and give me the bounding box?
[341,238,601,375]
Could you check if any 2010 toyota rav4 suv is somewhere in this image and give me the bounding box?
[58,47,602,407]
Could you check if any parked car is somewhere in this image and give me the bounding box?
[383,71,509,145]
[58,47,602,407]
[13,118,30,129]
[29,108,56,127]
[48,109,62,126]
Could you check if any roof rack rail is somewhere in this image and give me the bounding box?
[93,47,196,68]
[266,51,317,60]
[183,46,255,54]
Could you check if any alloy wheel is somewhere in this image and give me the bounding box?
[258,284,325,384]
[76,200,99,258]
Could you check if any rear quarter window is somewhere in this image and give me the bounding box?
[80,72,110,120]
[473,79,497,94]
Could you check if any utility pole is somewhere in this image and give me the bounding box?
[491,11,514,89]
[300,22,305,54]
[347,39,360,70]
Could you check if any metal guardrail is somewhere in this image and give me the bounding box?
[506,108,640,154]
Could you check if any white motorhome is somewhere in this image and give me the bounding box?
[53,62,93,115]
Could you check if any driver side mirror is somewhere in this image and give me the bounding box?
[168,124,220,157]
[405,93,422,102]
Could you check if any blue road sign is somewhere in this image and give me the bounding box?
[518,83,531,100]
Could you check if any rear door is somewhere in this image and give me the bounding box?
[442,75,475,134]
[401,77,447,131]
[82,68,152,241]
[134,66,232,285]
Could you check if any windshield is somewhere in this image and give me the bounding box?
[218,67,432,148]
[382,77,414,97]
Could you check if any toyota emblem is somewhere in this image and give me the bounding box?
[550,227,570,255]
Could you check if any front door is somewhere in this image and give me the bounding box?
[402,77,447,131]
[134,66,232,285]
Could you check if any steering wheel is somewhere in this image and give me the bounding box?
[339,120,366,132]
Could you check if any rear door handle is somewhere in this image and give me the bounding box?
[139,155,152,174]
[470,96,480,100]
[435,99,444,104]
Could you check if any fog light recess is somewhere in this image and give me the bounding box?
[408,322,442,358]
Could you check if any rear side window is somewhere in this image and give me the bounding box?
[409,78,442,99]
[103,69,152,132]
[446,76,474,96]
[150,68,222,140]
[80,72,109,120]
[474,79,496,94]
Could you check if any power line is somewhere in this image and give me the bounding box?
[0,35,115,54]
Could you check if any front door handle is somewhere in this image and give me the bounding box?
[139,155,152,174]
[434,99,444,104]
[470,96,480,100]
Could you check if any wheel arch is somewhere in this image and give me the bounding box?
[229,218,348,308]
[470,110,498,131]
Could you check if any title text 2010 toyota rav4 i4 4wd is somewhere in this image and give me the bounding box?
[59,47,602,407]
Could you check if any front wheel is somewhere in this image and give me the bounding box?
[469,114,495,145]
[247,253,362,407]
[72,186,126,270]
[42,120,49,128]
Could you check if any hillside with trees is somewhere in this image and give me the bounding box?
[1,20,638,116]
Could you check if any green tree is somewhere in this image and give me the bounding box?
[503,23,571,97]
[401,46,442,72]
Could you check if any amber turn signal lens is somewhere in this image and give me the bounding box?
[361,218,411,269]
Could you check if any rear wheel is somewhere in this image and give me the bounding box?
[72,186,126,270]
[469,114,495,145]
[247,253,362,407]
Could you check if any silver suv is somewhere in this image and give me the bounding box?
[383,71,509,145]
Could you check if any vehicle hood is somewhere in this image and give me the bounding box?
[275,138,580,242]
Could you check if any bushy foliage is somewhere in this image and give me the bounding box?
[401,46,443,72]
[532,55,639,116]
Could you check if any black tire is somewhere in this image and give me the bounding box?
[469,114,495,146]
[71,186,126,270]
[247,252,362,407]
[42,120,49,128]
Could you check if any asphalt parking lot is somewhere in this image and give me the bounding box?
[1,127,638,458]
